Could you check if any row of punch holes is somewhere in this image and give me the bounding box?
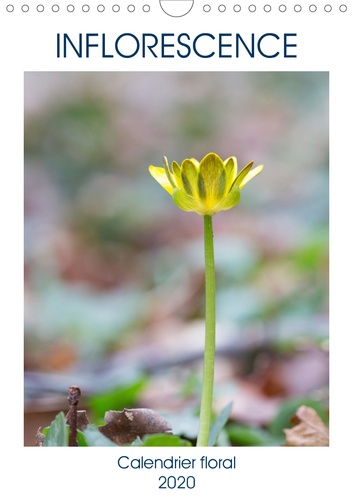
[5,4,349,13]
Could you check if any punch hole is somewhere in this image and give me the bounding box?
[309,4,317,11]
[294,4,302,12]
[233,4,241,12]
[142,4,150,11]
[279,4,286,12]
[21,4,29,11]
[97,4,105,11]
[6,4,14,11]
[112,4,120,12]
[249,4,256,12]
[82,4,89,11]
[339,4,347,12]
[37,4,44,12]
[67,4,75,12]
[52,4,59,12]
[324,5,332,11]
[264,4,271,12]
[127,4,135,12]
[219,4,226,12]
[203,4,211,11]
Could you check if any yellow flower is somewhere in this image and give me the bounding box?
[149,152,263,216]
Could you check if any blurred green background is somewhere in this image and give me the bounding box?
[24,71,328,446]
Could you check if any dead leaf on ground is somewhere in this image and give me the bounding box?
[259,347,329,398]
[99,408,173,445]
[65,409,89,431]
[284,405,329,446]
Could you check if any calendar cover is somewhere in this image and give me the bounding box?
[1,1,351,497]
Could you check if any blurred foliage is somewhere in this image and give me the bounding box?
[227,424,280,446]
[42,412,68,447]
[132,434,192,447]
[24,72,328,446]
[268,396,329,438]
[88,377,147,422]
[42,419,192,447]
[208,402,233,446]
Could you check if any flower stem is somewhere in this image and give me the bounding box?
[197,214,216,446]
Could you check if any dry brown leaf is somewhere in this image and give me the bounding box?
[65,409,89,431]
[284,405,329,446]
[99,408,172,445]
[259,347,329,398]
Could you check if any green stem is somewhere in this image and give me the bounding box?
[197,214,216,446]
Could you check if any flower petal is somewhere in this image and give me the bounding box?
[238,164,264,189]
[179,159,199,196]
[171,161,183,190]
[211,186,241,214]
[198,153,226,204]
[188,158,200,167]
[163,156,177,189]
[149,166,174,195]
[172,188,203,214]
[224,156,238,193]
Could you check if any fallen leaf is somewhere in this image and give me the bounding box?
[216,378,281,426]
[99,408,173,445]
[259,347,329,397]
[65,409,89,431]
[284,405,329,446]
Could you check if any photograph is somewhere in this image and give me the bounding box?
[24,71,329,448]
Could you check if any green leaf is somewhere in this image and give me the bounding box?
[161,409,199,440]
[136,434,192,447]
[208,402,233,446]
[43,412,68,447]
[83,424,118,446]
[227,424,280,446]
[88,376,147,420]
[77,429,88,446]
[269,397,328,439]
[130,436,143,446]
